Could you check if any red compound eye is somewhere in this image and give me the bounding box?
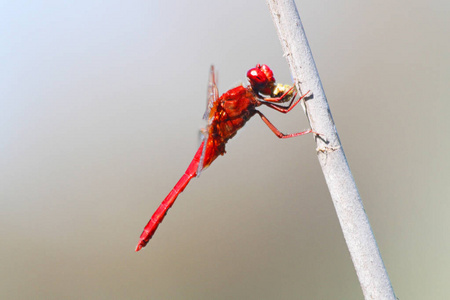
[247,64,276,95]
[247,67,266,86]
[259,64,275,83]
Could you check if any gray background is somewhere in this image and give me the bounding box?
[1,1,449,299]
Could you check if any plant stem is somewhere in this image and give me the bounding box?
[266,1,396,299]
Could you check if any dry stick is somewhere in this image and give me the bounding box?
[266,1,396,299]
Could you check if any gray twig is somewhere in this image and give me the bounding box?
[266,1,396,299]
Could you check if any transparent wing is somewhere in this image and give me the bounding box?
[203,65,219,122]
[196,132,208,177]
[197,65,219,177]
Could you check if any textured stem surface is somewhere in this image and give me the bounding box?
[266,1,396,299]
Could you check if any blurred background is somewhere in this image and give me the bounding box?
[1,0,449,299]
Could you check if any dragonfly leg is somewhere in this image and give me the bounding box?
[262,86,297,103]
[255,111,315,139]
[262,90,311,114]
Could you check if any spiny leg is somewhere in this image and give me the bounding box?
[262,90,311,114]
[261,86,297,103]
[261,90,297,110]
[255,111,314,139]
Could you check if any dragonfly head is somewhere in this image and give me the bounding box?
[247,64,276,96]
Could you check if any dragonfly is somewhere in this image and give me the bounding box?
[135,64,316,252]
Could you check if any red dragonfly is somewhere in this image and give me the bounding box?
[135,64,315,251]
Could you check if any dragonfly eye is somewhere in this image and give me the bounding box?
[247,64,276,95]
[259,64,275,82]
